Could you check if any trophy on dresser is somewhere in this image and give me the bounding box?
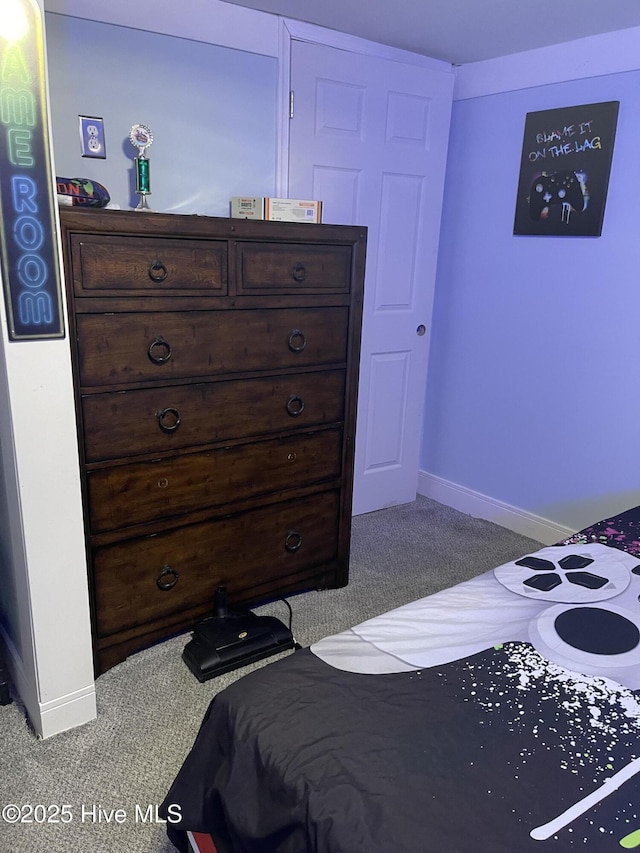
[129,123,153,211]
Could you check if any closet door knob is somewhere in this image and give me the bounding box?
[148,336,173,364]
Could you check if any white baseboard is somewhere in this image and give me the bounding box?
[38,685,97,740]
[417,471,574,546]
[1,628,96,739]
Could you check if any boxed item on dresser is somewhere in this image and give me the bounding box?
[231,197,322,223]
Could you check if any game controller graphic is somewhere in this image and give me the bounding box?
[325,544,640,689]
[494,544,640,685]
[529,170,587,223]
[494,545,631,603]
[311,546,640,846]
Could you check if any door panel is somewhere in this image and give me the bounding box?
[364,351,410,471]
[289,41,454,513]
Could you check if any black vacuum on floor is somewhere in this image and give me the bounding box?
[182,586,298,682]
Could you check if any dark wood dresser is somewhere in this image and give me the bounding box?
[59,209,366,674]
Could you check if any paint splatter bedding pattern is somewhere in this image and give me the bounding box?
[161,505,640,852]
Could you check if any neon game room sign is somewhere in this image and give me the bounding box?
[0,0,64,340]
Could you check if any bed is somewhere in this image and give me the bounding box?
[161,505,640,852]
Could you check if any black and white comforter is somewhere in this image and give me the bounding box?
[162,506,640,852]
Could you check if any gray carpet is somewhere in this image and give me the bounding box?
[0,496,542,853]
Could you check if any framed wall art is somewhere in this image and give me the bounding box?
[513,101,619,237]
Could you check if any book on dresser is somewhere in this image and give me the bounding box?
[58,208,366,675]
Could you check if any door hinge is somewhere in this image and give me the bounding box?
[289,90,294,119]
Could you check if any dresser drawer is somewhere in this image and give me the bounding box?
[236,241,351,294]
[76,307,348,388]
[92,490,340,638]
[87,429,343,532]
[69,234,227,294]
[82,369,346,462]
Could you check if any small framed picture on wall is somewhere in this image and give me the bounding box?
[513,101,619,237]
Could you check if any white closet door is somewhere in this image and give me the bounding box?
[289,39,454,514]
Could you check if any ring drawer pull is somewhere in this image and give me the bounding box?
[284,531,303,553]
[157,406,182,433]
[288,329,307,353]
[148,336,173,365]
[286,394,305,417]
[148,259,168,282]
[287,452,297,462]
[291,263,307,282]
[157,564,179,590]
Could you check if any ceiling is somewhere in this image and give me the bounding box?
[220,0,640,64]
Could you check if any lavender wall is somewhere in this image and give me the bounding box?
[422,68,640,532]
[44,13,277,215]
